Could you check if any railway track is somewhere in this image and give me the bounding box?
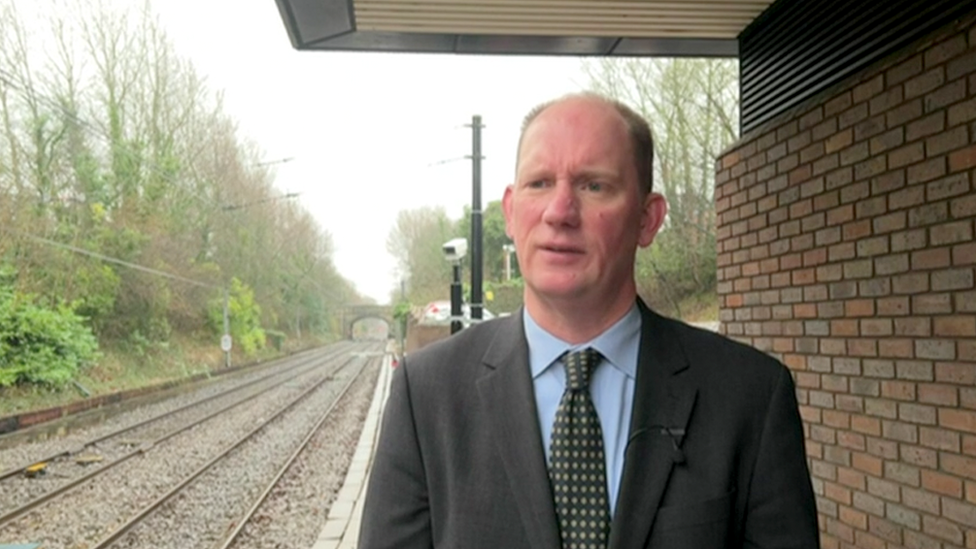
[0,342,356,515]
[0,340,386,549]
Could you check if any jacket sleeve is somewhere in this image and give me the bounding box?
[358,361,433,549]
[743,366,821,549]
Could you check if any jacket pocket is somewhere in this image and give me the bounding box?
[645,492,733,548]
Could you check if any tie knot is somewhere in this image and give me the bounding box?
[561,347,602,391]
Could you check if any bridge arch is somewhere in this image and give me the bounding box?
[338,305,394,340]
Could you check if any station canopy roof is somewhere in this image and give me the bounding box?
[274,0,776,57]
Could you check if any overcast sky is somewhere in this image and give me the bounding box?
[151,1,589,304]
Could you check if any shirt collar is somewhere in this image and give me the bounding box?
[523,304,641,380]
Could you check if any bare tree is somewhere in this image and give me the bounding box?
[387,206,458,305]
[584,58,738,317]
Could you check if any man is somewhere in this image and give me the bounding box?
[359,93,819,548]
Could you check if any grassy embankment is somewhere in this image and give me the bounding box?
[0,334,330,418]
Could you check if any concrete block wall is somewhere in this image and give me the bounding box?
[716,12,976,549]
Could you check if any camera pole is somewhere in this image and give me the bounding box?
[469,115,484,323]
[450,261,463,334]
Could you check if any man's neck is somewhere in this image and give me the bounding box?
[524,289,637,344]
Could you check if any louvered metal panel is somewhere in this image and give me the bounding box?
[354,0,764,38]
[275,0,772,56]
[739,0,976,134]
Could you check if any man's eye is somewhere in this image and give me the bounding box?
[527,180,547,188]
[583,181,604,192]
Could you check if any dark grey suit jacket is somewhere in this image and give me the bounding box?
[359,302,819,548]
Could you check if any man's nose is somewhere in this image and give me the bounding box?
[541,182,580,226]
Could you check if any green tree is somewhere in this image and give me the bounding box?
[209,277,265,357]
[456,200,518,283]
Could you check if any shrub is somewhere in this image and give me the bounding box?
[0,274,100,387]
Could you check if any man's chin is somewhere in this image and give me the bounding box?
[526,278,589,302]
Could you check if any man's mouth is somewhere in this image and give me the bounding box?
[541,244,583,254]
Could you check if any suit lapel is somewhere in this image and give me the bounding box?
[476,311,561,549]
[609,303,697,549]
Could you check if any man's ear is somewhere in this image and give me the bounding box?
[502,185,515,239]
[638,192,668,248]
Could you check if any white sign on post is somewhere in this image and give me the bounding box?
[220,334,233,352]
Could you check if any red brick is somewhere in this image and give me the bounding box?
[915,339,956,360]
[907,158,947,187]
[852,418,883,439]
[853,75,884,103]
[918,384,959,406]
[842,220,871,242]
[892,272,929,294]
[890,229,927,252]
[922,469,963,498]
[920,426,961,451]
[887,98,923,127]
[888,54,923,85]
[825,92,853,117]
[794,303,817,318]
[869,86,904,116]
[941,409,976,434]
[894,317,931,336]
[955,242,976,268]
[926,125,969,157]
[941,453,976,481]
[909,201,949,227]
[866,476,900,504]
[825,481,853,506]
[906,112,945,142]
[911,248,951,270]
[860,318,892,336]
[876,296,909,315]
[948,96,976,127]
[873,212,906,234]
[843,260,873,279]
[913,293,952,314]
[929,173,972,203]
[880,380,914,400]
[888,142,925,169]
[922,516,966,545]
[924,34,967,67]
[925,77,967,111]
[934,316,976,337]
[878,339,914,358]
[826,129,854,154]
[847,338,877,357]
[831,319,859,337]
[932,268,975,291]
[839,505,868,531]
[931,220,974,246]
[905,66,945,99]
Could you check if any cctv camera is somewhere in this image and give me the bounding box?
[442,238,468,262]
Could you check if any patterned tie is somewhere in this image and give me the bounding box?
[548,348,611,549]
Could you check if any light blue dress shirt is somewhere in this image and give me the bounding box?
[524,304,640,517]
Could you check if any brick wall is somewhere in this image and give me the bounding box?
[716,12,976,549]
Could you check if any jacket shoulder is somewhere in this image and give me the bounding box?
[400,317,508,377]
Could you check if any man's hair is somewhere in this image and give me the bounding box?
[517,92,655,195]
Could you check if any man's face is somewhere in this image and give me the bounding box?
[503,98,666,309]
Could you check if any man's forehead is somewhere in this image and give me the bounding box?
[517,103,631,167]
[527,97,624,133]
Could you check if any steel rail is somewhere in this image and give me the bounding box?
[88,352,372,548]
[212,354,383,549]
[0,343,349,482]
[0,345,355,526]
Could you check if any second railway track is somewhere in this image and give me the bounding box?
[0,340,386,549]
